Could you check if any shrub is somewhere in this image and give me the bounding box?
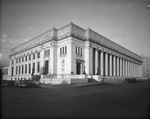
[25,80,40,88]
[130,78,137,83]
[6,80,15,87]
[123,78,130,83]
[123,78,137,83]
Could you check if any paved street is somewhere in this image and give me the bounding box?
[1,82,150,119]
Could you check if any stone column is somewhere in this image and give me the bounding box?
[120,57,122,77]
[130,62,132,77]
[109,54,112,76]
[138,64,140,77]
[98,50,101,75]
[107,54,110,76]
[20,58,22,75]
[136,64,139,77]
[14,58,16,76]
[134,64,137,76]
[9,59,12,76]
[128,61,130,77]
[105,52,108,76]
[117,56,119,76]
[90,46,93,75]
[126,60,128,77]
[133,62,134,77]
[127,61,129,77]
[95,49,98,75]
[111,55,114,76]
[139,65,142,77]
[135,63,137,77]
[35,52,37,74]
[113,55,116,76]
[100,51,104,76]
[31,54,33,75]
[85,42,90,75]
[122,59,124,76]
[131,62,133,76]
[26,56,28,75]
[40,49,44,74]
[134,63,136,77]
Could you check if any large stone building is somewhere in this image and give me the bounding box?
[142,56,150,78]
[9,23,142,84]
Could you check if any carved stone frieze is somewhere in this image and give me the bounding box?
[10,23,142,63]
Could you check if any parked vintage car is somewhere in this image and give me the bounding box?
[123,78,137,83]
[0,80,15,87]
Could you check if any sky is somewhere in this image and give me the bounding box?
[0,0,150,67]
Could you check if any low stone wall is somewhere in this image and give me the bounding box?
[71,78,88,84]
[40,78,71,84]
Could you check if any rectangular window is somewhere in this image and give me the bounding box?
[63,47,64,54]
[76,46,78,54]
[81,48,82,55]
[25,56,27,61]
[37,52,40,58]
[29,55,31,60]
[29,63,31,74]
[19,58,21,63]
[22,65,24,74]
[37,62,40,72]
[60,48,61,55]
[25,64,27,74]
[78,47,80,54]
[19,65,20,74]
[65,46,67,54]
[33,54,35,60]
[60,46,67,56]
[11,67,14,76]
[33,63,35,74]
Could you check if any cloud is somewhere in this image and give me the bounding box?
[0,33,7,42]
[0,33,23,43]
[28,26,37,31]
[116,2,137,10]
[0,53,2,60]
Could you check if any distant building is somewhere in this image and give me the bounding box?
[9,23,142,84]
[1,66,10,80]
[142,56,150,78]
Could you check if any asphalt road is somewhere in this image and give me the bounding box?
[1,82,150,119]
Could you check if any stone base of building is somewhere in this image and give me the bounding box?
[39,74,149,84]
[39,74,126,84]
[6,75,149,85]
[40,74,88,84]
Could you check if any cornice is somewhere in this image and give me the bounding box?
[10,22,142,63]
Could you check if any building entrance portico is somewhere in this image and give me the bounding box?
[76,62,81,74]
[44,60,49,74]
[76,59,84,75]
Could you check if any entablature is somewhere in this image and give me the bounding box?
[10,22,142,64]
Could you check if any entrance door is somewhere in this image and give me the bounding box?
[76,62,81,74]
[45,60,49,74]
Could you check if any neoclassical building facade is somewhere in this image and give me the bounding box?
[9,23,142,84]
